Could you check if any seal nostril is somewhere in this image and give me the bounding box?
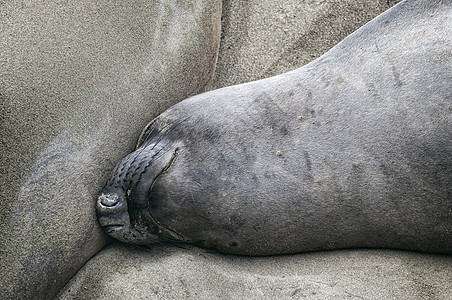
[99,193,120,207]
[105,225,124,233]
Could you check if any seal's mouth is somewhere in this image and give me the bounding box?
[96,144,182,244]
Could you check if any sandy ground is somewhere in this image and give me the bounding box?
[57,243,452,299]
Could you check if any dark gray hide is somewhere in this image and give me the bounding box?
[97,0,452,255]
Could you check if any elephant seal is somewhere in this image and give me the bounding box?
[97,0,452,255]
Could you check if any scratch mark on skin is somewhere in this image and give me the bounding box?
[391,65,403,87]
[139,117,189,149]
[146,147,187,241]
[190,192,196,206]
[148,148,180,193]
[374,40,380,53]
[137,119,160,149]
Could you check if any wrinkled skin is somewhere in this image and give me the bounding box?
[97,0,452,255]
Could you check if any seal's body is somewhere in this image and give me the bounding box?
[97,0,452,255]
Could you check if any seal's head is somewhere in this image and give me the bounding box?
[96,118,184,244]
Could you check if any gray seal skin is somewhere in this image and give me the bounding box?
[97,0,452,255]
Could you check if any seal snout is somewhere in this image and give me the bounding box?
[99,193,120,207]
[96,191,129,228]
[96,189,144,242]
[104,225,124,234]
[96,141,184,244]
